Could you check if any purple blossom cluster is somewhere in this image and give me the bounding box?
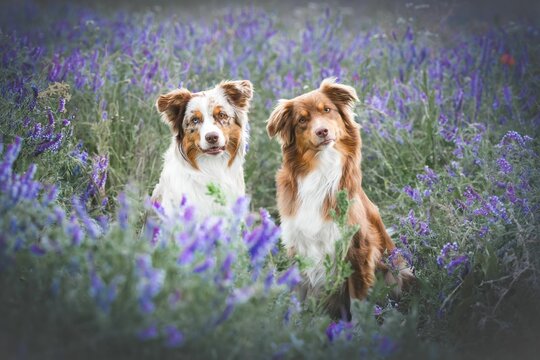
[243,208,281,278]
[401,209,431,237]
[87,252,125,314]
[326,320,354,342]
[457,185,512,227]
[0,137,49,205]
[403,166,440,204]
[84,154,109,202]
[137,323,184,348]
[436,242,469,276]
[135,254,165,314]
[24,106,72,156]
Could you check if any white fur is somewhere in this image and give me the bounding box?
[152,86,249,219]
[186,92,230,150]
[281,145,343,288]
[152,142,245,219]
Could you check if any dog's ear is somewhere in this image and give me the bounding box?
[267,99,293,145]
[219,80,253,111]
[319,77,358,112]
[156,88,192,134]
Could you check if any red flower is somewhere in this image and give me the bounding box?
[500,53,516,66]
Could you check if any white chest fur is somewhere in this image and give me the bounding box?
[152,141,245,219]
[281,147,343,288]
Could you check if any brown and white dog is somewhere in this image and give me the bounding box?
[152,80,253,218]
[267,78,414,317]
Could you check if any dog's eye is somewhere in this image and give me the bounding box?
[324,107,331,113]
[192,117,201,125]
[217,111,228,120]
[299,117,307,124]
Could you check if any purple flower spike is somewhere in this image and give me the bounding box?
[135,254,165,314]
[29,243,46,256]
[117,192,129,229]
[164,325,184,348]
[437,242,469,276]
[496,157,513,174]
[326,320,354,342]
[403,185,422,204]
[277,266,301,290]
[57,98,66,113]
[137,324,158,341]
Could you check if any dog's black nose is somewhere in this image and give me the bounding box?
[315,127,328,138]
[205,132,219,144]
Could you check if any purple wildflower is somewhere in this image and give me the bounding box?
[72,196,100,239]
[407,209,417,228]
[66,215,83,246]
[34,133,64,155]
[84,154,108,200]
[217,252,235,286]
[417,166,439,187]
[243,208,280,277]
[231,196,250,231]
[47,108,55,125]
[446,255,469,275]
[88,269,124,314]
[388,247,413,269]
[214,303,235,326]
[277,266,301,290]
[403,185,422,204]
[228,286,256,305]
[57,98,66,113]
[498,131,528,148]
[264,268,275,292]
[437,242,459,267]
[193,257,215,273]
[164,325,184,348]
[0,138,47,205]
[463,185,482,206]
[29,243,46,256]
[135,254,165,314]
[326,320,354,342]
[283,294,301,323]
[178,240,198,265]
[117,192,129,229]
[479,226,489,237]
[42,184,59,205]
[137,324,158,341]
[373,335,398,357]
[71,143,88,164]
[417,221,431,236]
[496,157,513,174]
[506,184,517,204]
[437,242,469,276]
[168,290,182,309]
[53,205,65,224]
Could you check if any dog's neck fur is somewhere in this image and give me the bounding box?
[280,146,344,288]
[153,133,247,219]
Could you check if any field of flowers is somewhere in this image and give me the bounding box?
[1,1,539,359]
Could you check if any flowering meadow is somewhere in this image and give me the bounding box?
[1,1,539,359]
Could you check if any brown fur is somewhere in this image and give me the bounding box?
[267,78,414,312]
[219,80,253,110]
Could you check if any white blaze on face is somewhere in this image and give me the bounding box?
[185,93,226,151]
